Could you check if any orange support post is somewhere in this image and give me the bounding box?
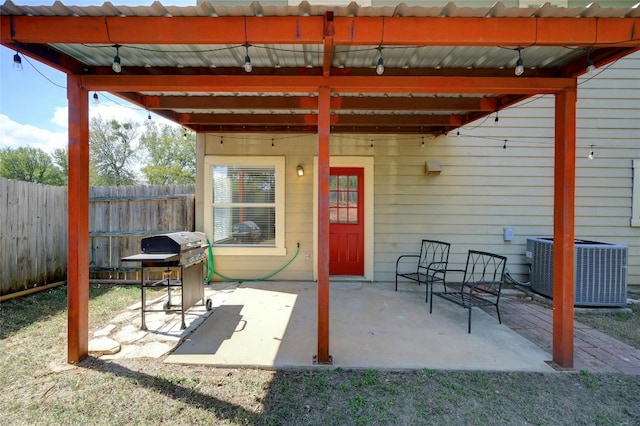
[552,87,577,369]
[315,85,332,364]
[67,75,90,364]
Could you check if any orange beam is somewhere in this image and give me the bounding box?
[552,86,577,370]
[4,16,639,47]
[67,75,90,364]
[179,112,461,127]
[141,94,496,112]
[133,94,498,112]
[79,75,575,95]
[333,17,640,47]
[2,16,325,44]
[316,85,331,365]
[323,12,335,77]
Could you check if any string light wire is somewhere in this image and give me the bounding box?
[11,41,635,154]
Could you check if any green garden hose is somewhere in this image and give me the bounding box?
[205,240,300,283]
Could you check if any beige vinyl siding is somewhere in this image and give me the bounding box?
[196,51,640,288]
[200,135,317,281]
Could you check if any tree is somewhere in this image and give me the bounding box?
[89,116,139,186]
[0,146,66,185]
[139,121,196,185]
[51,147,68,177]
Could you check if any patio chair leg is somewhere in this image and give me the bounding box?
[468,306,472,334]
[395,275,398,291]
[496,305,502,324]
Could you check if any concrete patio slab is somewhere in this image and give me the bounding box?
[163,281,554,372]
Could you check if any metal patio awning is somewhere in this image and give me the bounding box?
[2,1,639,135]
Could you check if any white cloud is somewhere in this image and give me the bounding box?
[53,101,180,129]
[2,100,182,155]
[0,114,67,153]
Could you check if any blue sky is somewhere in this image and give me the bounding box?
[0,1,195,153]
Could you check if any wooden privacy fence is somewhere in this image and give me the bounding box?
[1,178,68,296]
[89,184,196,279]
[1,179,195,295]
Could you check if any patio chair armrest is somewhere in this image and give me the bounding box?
[395,254,420,270]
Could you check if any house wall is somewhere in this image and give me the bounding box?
[196,50,640,288]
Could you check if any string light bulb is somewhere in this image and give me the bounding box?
[588,144,595,160]
[420,136,425,150]
[13,52,23,71]
[243,43,252,73]
[514,48,524,76]
[376,47,384,75]
[220,136,224,145]
[93,92,99,105]
[112,45,122,73]
[147,110,152,121]
[585,50,596,75]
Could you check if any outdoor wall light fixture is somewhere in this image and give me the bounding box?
[112,45,122,73]
[514,48,524,76]
[243,43,253,73]
[425,159,442,175]
[376,47,385,75]
[588,144,595,160]
[13,52,23,71]
[93,92,99,105]
[297,165,304,177]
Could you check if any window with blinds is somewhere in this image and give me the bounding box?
[211,164,277,246]
[205,155,285,255]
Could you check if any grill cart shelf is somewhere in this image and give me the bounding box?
[122,232,209,330]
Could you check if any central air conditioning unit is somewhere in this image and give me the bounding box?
[526,237,628,307]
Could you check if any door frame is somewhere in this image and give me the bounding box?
[313,156,374,281]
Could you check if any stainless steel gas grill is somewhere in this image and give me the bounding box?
[122,231,209,330]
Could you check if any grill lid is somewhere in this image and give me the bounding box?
[141,231,207,254]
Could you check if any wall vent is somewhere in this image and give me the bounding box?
[526,237,628,307]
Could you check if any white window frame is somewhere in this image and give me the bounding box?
[204,155,286,256]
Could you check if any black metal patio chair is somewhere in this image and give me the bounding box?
[395,239,451,302]
[429,249,507,333]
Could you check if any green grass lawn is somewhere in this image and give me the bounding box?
[1,285,639,425]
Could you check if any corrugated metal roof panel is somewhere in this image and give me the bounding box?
[2,1,638,18]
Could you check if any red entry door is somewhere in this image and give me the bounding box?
[329,167,364,276]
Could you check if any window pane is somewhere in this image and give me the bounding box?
[330,207,338,224]
[338,175,347,190]
[348,207,358,223]
[212,165,275,204]
[329,175,337,190]
[329,191,337,207]
[349,175,358,190]
[213,206,276,246]
[211,164,277,247]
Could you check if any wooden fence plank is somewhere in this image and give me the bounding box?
[1,181,194,295]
